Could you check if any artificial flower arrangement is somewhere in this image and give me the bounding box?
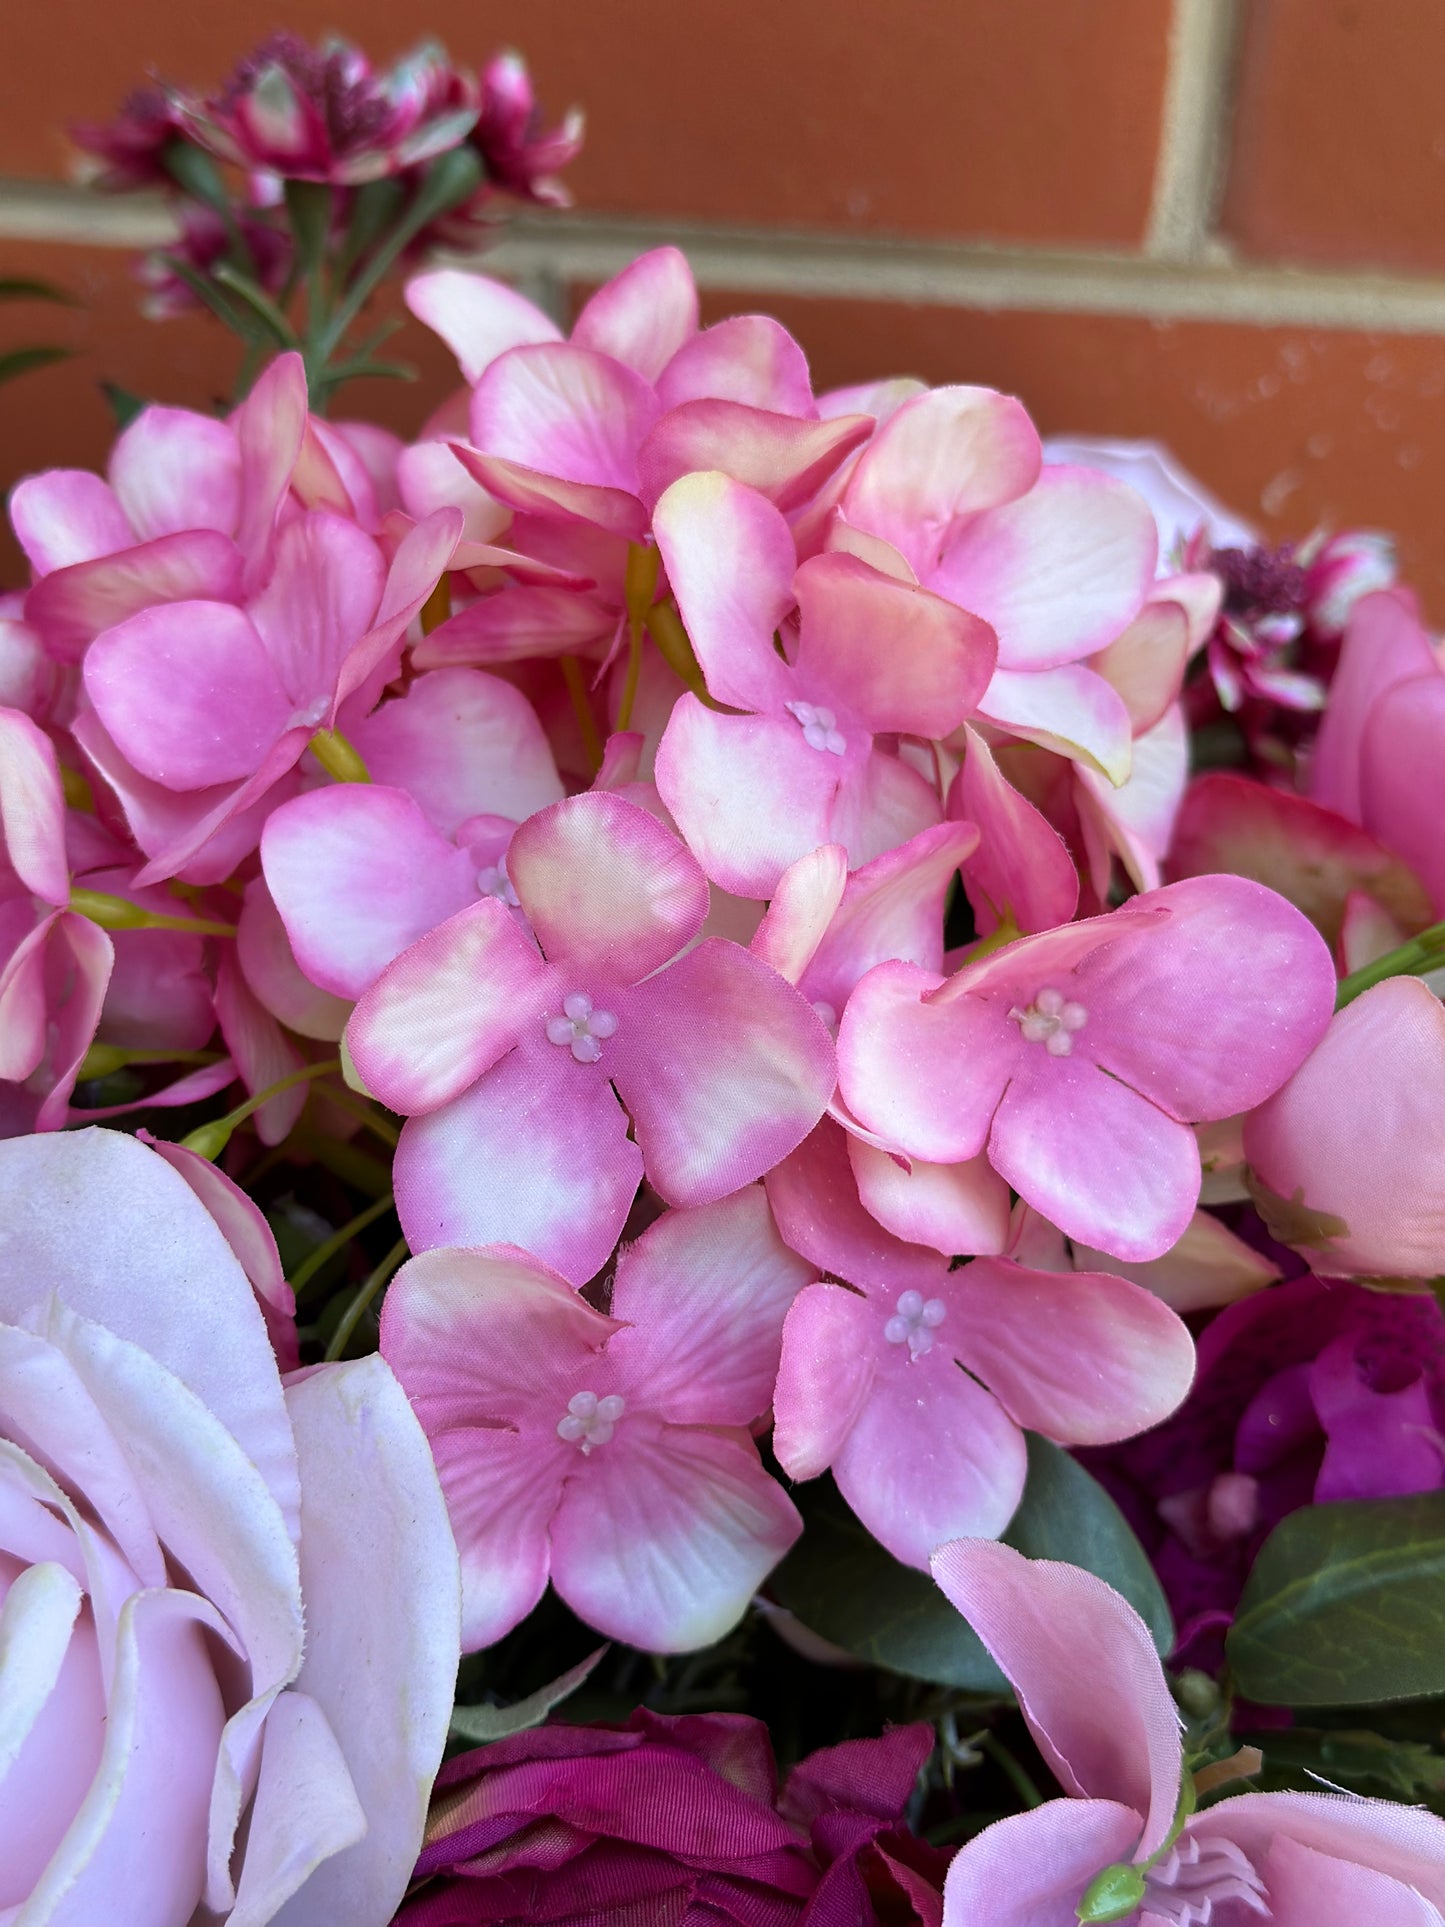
[2,29,1444,1927]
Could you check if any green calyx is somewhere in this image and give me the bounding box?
[1076,1862,1146,1922]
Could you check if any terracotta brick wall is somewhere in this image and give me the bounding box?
[5,0,1445,604]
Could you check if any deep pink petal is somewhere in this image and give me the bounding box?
[1360,671,1445,913]
[848,1138,1010,1257]
[24,530,245,664]
[262,786,478,999]
[9,470,132,574]
[978,662,1134,784]
[610,938,835,1205]
[214,950,306,1147]
[942,1801,1143,1927]
[951,725,1080,936]
[842,386,1042,581]
[100,921,214,1053]
[84,601,292,790]
[469,342,660,492]
[551,1417,801,1651]
[656,314,815,416]
[449,445,649,541]
[944,1258,1194,1444]
[236,879,351,1043]
[413,584,615,668]
[772,1281,880,1479]
[427,1426,566,1650]
[793,550,997,735]
[108,405,241,540]
[606,1188,815,1424]
[0,910,65,1083]
[247,512,386,707]
[31,913,114,1129]
[934,466,1156,671]
[404,268,562,384]
[766,1118,952,1293]
[346,899,548,1114]
[0,708,67,905]
[391,1047,643,1280]
[638,403,872,514]
[331,507,462,720]
[834,745,946,873]
[1310,587,1436,821]
[571,247,698,381]
[507,790,707,980]
[930,1540,1181,1853]
[234,352,308,591]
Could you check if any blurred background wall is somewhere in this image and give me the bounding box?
[4,0,1445,605]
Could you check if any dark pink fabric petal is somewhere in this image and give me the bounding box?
[766,1118,952,1293]
[24,531,245,664]
[638,403,872,514]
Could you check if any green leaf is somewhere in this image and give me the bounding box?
[100,382,148,431]
[1228,1490,1445,1705]
[0,345,72,386]
[0,277,79,305]
[768,1434,1173,1690]
[450,1645,608,1743]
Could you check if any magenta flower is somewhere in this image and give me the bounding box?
[838,876,1336,1262]
[398,1710,947,1926]
[471,48,584,205]
[651,471,996,896]
[932,1540,1445,1925]
[379,1187,812,1650]
[70,82,193,189]
[769,1120,1195,1566]
[346,789,836,1281]
[1084,1271,1445,1669]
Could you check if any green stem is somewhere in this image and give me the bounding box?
[1335,916,1445,1009]
[561,655,604,771]
[314,1082,400,1148]
[310,729,371,783]
[289,1192,397,1298]
[70,888,237,939]
[978,1732,1044,1810]
[324,1235,408,1360]
[179,1058,340,1159]
[211,263,300,348]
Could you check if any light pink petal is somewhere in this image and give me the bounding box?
[843,386,1042,581]
[606,1187,815,1424]
[935,466,1156,671]
[989,1055,1201,1263]
[235,878,351,1043]
[0,708,67,904]
[766,1118,953,1293]
[834,1334,1027,1566]
[84,600,292,790]
[751,843,849,986]
[1089,595,1188,734]
[97,906,213,1053]
[1190,1790,1445,1914]
[1255,1831,1445,1927]
[0,1562,101,1897]
[802,820,979,1015]
[1360,670,1445,913]
[396,438,511,544]
[793,550,997,735]
[819,375,928,423]
[656,314,815,416]
[9,470,132,574]
[772,1281,881,1479]
[33,912,115,1130]
[1,913,65,1084]
[951,725,1079,936]
[651,470,800,712]
[392,1046,643,1279]
[611,938,835,1205]
[848,1137,1010,1257]
[404,267,562,384]
[1074,702,1189,899]
[942,1801,1144,1927]
[551,1416,801,1651]
[331,507,462,720]
[223,1692,366,1926]
[427,1426,565,1649]
[263,786,478,1000]
[247,511,386,707]
[346,898,548,1114]
[930,1540,1181,1852]
[638,403,872,514]
[1310,587,1436,821]
[507,789,707,980]
[654,699,842,898]
[449,444,648,541]
[1243,976,1445,1278]
[235,352,309,591]
[24,530,246,664]
[412,585,615,668]
[838,960,1012,1162]
[945,1257,1195,1443]
[470,341,659,493]
[979,662,1134,785]
[571,246,698,381]
[269,1357,460,1927]
[834,745,946,873]
[107,405,241,540]
[214,949,307,1146]
[1077,875,1337,1121]
[1073,1208,1278,1314]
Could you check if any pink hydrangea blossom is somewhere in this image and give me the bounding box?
[379,1186,811,1650]
[933,1539,1445,1926]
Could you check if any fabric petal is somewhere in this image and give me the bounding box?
[751,843,849,986]
[235,878,351,1044]
[772,1281,880,1482]
[848,1138,1011,1257]
[571,247,698,381]
[978,662,1134,784]
[449,444,649,541]
[9,470,133,574]
[1255,1831,1445,1927]
[656,314,815,416]
[638,402,872,514]
[1359,670,1445,914]
[1309,587,1436,822]
[234,353,308,592]
[225,1692,366,1927]
[24,530,245,664]
[765,1118,953,1293]
[108,405,241,540]
[469,342,660,493]
[413,582,615,668]
[941,1800,1144,1927]
[404,267,562,385]
[214,950,308,1147]
[0,708,67,905]
[395,438,511,544]
[951,724,1080,936]
[1188,1790,1445,1914]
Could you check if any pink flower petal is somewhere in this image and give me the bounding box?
[1074,701,1189,898]
[1252,1831,1443,1927]
[331,508,462,721]
[1089,595,1189,734]
[772,1281,881,1479]
[346,899,549,1114]
[1072,1208,1278,1314]
[978,662,1133,784]
[9,470,132,574]
[214,950,307,1147]
[611,938,835,1205]
[449,446,649,541]
[766,1118,952,1293]
[843,386,1042,581]
[236,879,351,1043]
[848,1138,1010,1257]
[234,353,309,592]
[930,1540,1181,1854]
[571,247,698,381]
[605,1188,815,1424]
[945,1258,1195,1443]
[1360,669,1445,914]
[395,438,511,543]
[833,744,946,872]
[25,530,245,664]
[470,342,660,493]
[551,1416,801,1651]
[0,708,67,905]
[391,1046,643,1280]
[84,601,292,791]
[507,790,707,981]
[793,551,997,736]
[638,402,872,514]
[107,405,241,541]
[247,512,386,706]
[428,1426,566,1650]
[414,583,615,668]
[33,912,115,1130]
[656,314,815,416]
[263,786,478,999]
[1189,1790,1445,1915]
[951,725,1079,936]
[942,1800,1145,1927]
[1310,587,1436,822]
[751,843,849,986]
[404,268,562,385]
[222,1691,365,1925]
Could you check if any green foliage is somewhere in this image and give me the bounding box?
[450,1647,609,1744]
[1228,1490,1445,1705]
[0,275,76,387]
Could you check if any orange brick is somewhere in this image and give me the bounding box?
[0,0,1169,245]
[1224,0,1445,274]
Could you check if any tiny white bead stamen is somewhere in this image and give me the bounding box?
[475,860,520,906]
[545,991,619,1064]
[1008,984,1089,1057]
[785,698,847,757]
[1143,1834,1269,1926]
[883,1288,947,1359]
[556,1389,627,1453]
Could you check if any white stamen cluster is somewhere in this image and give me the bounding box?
[556,1390,626,1453]
[1009,985,1088,1057]
[785,699,846,756]
[884,1289,946,1359]
[475,860,520,906]
[545,991,618,1064]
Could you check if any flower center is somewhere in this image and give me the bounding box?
[785,699,846,756]
[1009,985,1088,1057]
[883,1289,946,1360]
[475,860,520,906]
[545,991,618,1064]
[1142,1835,1269,1926]
[556,1390,626,1453]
